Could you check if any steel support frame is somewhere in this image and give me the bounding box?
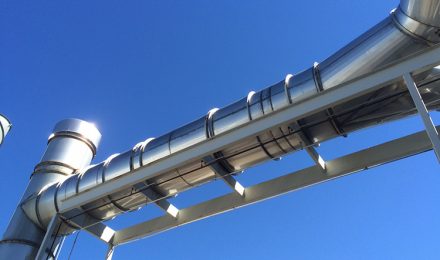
[403,73,440,161]
[58,45,440,214]
[35,215,64,260]
[290,121,327,171]
[134,183,179,217]
[53,124,440,256]
[110,126,439,245]
[51,45,440,257]
[203,155,245,196]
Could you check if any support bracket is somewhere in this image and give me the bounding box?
[403,72,440,162]
[203,155,245,196]
[290,122,326,172]
[134,183,179,218]
[35,215,64,260]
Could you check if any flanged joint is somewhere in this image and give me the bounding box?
[48,118,101,156]
[34,118,102,175]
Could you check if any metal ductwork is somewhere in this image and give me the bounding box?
[0,114,11,146]
[0,119,101,259]
[3,1,440,258]
[21,0,440,227]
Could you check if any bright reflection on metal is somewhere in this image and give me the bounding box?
[100,226,115,243]
[234,182,245,196]
[5,2,440,258]
[0,114,11,145]
[317,155,326,170]
[166,204,179,218]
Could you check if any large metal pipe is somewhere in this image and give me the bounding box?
[0,114,11,146]
[0,119,101,259]
[400,0,440,27]
[17,0,440,239]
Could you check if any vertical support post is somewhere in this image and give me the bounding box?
[403,73,440,162]
[105,244,115,260]
[35,215,63,260]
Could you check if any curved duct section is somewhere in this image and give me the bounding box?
[22,1,440,228]
[0,114,11,146]
[0,119,101,259]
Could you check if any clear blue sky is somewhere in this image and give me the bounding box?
[1,0,440,259]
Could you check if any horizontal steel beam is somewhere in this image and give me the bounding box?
[59,45,440,214]
[112,127,436,245]
[85,223,115,244]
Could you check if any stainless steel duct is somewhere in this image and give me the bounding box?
[13,0,440,249]
[0,119,101,259]
[0,114,11,146]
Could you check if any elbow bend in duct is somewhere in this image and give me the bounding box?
[395,0,440,44]
[21,1,440,229]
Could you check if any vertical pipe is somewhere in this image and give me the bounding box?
[0,119,101,259]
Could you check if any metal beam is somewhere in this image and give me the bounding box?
[59,45,440,214]
[105,244,115,260]
[290,121,326,171]
[305,146,326,171]
[403,72,440,162]
[112,127,437,245]
[51,210,116,246]
[134,184,179,218]
[85,223,116,245]
[203,156,245,196]
[35,215,64,260]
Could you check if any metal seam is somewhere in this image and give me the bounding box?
[312,62,324,92]
[48,131,97,156]
[206,108,218,139]
[269,130,288,154]
[53,184,61,214]
[392,7,438,46]
[266,86,288,153]
[34,195,45,229]
[256,90,275,159]
[246,91,256,121]
[177,168,193,187]
[140,138,155,167]
[284,74,293,104]
[101,155,130,213]
[256,136,274,159]
[312,62,346,136]
[34,161,76,173]
[0,119,4,145]
[30,171,71,178]
[279,127,297,151]
[326,107,347,137]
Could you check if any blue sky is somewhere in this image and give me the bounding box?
[1,0,440,259]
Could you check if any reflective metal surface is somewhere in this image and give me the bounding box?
[10,2,440,258]
[400,0,440,27]
[0,114,11,146]
[0,119,101,259]
[23,1,440,232]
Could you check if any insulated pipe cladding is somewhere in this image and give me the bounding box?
[2,0,440,258]
[0,119,101,259]
[19,0,440,229]
[22,1,440,226]
[0,114,11,146]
